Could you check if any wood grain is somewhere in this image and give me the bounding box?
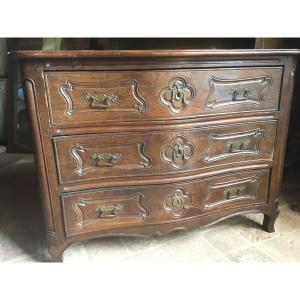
[53,121,276,186]
[44,68,282,126]
[62,169,269,237]
[10,49,300,59]
[18,50,298,261]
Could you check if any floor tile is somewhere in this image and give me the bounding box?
[230,215,277,245]
[227,246,277,263]
[257,229,300,262]
[129,246,180,263]
[63,243,90,263]
[8,254,42,263]
[211,256,230,262]
[203,224,251,254]
[0,233,30,262]
[83,237,131,262]
[0,220,46,262]
[167,235,224,262]
[122,236,160,255]
[273,208,300,235]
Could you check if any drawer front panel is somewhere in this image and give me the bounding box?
[45,67,282,125]
[62,169,269,236]
[54,121,276,184]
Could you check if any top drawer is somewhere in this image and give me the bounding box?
[44,67,283,126]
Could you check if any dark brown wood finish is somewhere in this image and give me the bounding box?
[62,169,269,237]
[17,49,299,261]
[44,68,282,126]
[10,49,300,58]
[53,121,276,186]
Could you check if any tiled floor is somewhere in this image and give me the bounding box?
[1,153,300,263]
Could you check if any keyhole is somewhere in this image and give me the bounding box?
[172,195,183,207]
[172,83,184,102]
[174,144,184,158]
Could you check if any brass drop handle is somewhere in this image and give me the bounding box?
[239,142,247,150]
[225,188,239,199]
[227,142,234,153]
[224,186,245,199]
[91,152,121,167]
[226,140,250,153]
[231,90,239,101]
[84,93,118,109]
[230,88,253,101]
[95,204,124,218]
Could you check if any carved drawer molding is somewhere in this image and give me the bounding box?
[70,140,152,176]
[59,79,148,116]
[68,193,150,231]
[207,76,272,109]
[45,68,282,126]
[203,128,265,163]
[204,176,261,209]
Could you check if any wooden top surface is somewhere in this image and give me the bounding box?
[9,49,300,59]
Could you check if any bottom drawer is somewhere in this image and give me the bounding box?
[62,169,270,236]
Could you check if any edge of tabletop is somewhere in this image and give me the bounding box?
[7,49,300,59]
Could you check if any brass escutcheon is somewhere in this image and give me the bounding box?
[171,79,185,102]
[173,143,185,158]
[172,194,184,208]
[160,77,195,113]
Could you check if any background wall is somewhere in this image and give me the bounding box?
[0,38,8,145]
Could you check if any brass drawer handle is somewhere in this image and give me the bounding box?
[92,152,122,167]
[95,204,124,218]
[84,93,118,109]
[226,140,250,153]
[230,88,254,101]
[224,186,246,199]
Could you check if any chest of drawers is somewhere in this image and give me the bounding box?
[16,49,298,261]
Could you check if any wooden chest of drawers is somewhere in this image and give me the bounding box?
[16,49,298,261]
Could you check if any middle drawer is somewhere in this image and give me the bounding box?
[53,120,276,185]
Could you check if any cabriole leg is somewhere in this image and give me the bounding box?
[48,245,64,262]
[263,210,279,233]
